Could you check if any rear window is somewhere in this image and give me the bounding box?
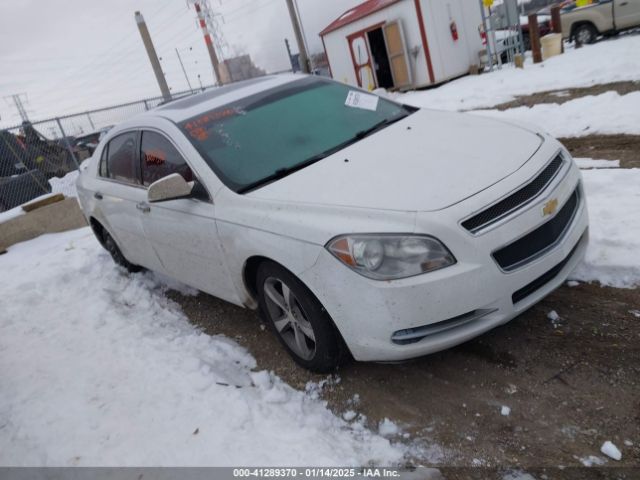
[104,132,140,185]
[178,77,413,192]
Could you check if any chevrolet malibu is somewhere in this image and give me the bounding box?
[76,75,589,372]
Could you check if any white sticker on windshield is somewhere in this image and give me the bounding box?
[345,90,379,111]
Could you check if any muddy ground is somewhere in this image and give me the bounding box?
[492,81,640,111]
[171,282,640,468]
[560,135,640,169]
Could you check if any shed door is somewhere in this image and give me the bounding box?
[348,35,376,90]
[383,21,412,88]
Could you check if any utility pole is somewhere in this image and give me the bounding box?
[4,93,30,122]
[192,2,224,85]
[135,11,172,102]
[176,48,194,93]
[285,0,310,73]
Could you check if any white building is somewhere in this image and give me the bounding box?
[320,0,485,91]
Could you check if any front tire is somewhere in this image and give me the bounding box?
[256,261,343,373]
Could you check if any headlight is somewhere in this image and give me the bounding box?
[326,234,456,280]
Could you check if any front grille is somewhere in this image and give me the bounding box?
[493,187,580,271]
[512,230,587,304]
[462,154,564,233]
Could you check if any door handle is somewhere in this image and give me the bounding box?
[94,192,103,200]
[136,202,151,213]
[620,1,628,5]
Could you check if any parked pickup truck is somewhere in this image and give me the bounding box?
[561,0,640,44]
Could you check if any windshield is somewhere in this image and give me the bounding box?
[179,77,416,193]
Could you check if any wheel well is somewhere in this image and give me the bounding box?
[89,217,107,247]
[243,255,271,301]
[243,255,353,361]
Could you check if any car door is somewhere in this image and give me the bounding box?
[614,0,640,28]
[136,129,237,301]
[95,131,164,272]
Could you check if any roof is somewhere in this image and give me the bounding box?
[116,74,303,127]
[320,0,403,36]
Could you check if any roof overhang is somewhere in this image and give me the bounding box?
[320,0,404,36]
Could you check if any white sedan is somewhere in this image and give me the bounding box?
[76,75,589,372]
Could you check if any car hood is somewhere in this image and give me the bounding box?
[248,109,543,212]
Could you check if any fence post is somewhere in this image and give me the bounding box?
[528,14,542,64]
[86,113,96,131]
[143,100,150,111]
[55,117,80,169]
[550,5,564,54]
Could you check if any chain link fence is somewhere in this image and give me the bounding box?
[0,87,205,215]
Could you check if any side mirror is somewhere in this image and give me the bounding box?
[147,173,194,203]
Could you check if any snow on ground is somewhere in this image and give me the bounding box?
[600,441,622,461]
[0,228,405,466]
[575,158,620,169]
[572,168,640,288]
[401,33,640,111]
[0,204,25,225]
[502,470,536,480]
[578,455,606,467]
[472,91,640,138]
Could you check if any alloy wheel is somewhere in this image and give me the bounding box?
[263,277,316,360]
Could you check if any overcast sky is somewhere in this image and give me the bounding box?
[0,0,364,129]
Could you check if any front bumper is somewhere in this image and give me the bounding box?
[300,148,589,362]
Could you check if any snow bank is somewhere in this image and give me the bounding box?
[575,158,620,169]
[401,34,640,111]
[0,229,405,466]
[572,169,640,288]
[472,91,640,138]
[49,170,79,197]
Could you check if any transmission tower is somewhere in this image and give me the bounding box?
[4,93,30,122]
[189,0,230,60]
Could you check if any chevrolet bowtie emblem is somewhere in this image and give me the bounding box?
[542,198,559,217]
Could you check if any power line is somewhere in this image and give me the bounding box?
[27,2,191,103]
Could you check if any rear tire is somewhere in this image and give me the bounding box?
[574,23,597,45]
[103,230,142,273]
[256,261,344,373]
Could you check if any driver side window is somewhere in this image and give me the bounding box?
[140,131,194,187]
